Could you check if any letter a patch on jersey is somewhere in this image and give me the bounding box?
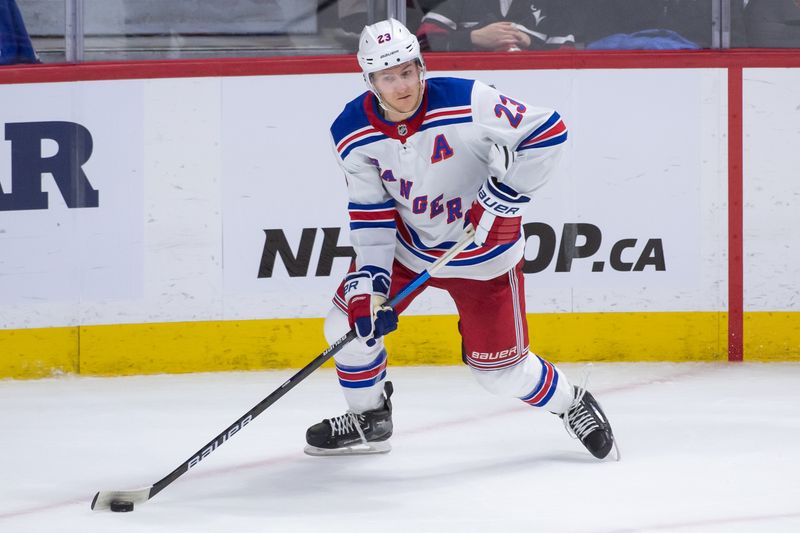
[430,134,454,163]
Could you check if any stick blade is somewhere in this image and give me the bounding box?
[91,487,152,511]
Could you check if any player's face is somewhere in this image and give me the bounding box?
[371,61,422,115]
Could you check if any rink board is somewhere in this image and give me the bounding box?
[4,311,800,377]
[1,55,800,377]
[0,312,735,378]
[6,311,800,377]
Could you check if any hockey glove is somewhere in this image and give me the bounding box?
[469,177,530,247]
[343,268,398,347]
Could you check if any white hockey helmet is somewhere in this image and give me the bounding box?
[357,18,426,98]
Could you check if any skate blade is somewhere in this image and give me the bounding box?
[609,438,622,462]
[303,441,391,457]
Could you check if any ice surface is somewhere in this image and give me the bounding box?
[2,363,799,532]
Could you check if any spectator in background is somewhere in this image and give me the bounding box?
[0,0,38,65]
[417,0,576,52]
[744,0,800,47]
[574,0,746,50]
[335,0,445,51]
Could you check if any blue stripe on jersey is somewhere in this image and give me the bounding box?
[350,221,396,230]
[518,132,568,151]
[340,134,386,160]
[402,220,439,250]
[349,199,396,231]
[425,77,475,112]
[348,200,395,210]
[399,219,478,252]
[523,111,561,144]
[419,116,473,132]
[516,111,568,152]
[330,92,371,146]
[397,235,514,266]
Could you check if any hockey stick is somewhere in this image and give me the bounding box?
[91,227,475,511]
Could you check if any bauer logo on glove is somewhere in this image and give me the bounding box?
[469,177,530,247]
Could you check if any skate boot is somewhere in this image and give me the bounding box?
[561,385,620,460]
[304,381,394,456]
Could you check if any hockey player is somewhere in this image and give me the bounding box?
[305,18,618,460]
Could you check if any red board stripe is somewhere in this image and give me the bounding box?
[2,50,800,85]
[727,66,744,362]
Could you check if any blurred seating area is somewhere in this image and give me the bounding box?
[744,0,800,47]
[4,0,800,65]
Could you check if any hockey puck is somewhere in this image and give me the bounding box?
[109,500,134,512]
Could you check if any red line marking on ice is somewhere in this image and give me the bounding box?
[402,363,718,436]
[0,498,88,521]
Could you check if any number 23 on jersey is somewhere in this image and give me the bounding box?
[494,95,527,128]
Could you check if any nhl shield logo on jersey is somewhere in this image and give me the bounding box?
[397,123,408,136]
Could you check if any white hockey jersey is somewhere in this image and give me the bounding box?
[330,76,567,282]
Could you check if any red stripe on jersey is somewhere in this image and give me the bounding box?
[337,126,380,153]
[424,107,471,122]
[520,119,566,147]
[395,217,496,260]
[349,209,395,221]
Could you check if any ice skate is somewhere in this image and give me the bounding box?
[561,385,620,461]
[304,381,394,456]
